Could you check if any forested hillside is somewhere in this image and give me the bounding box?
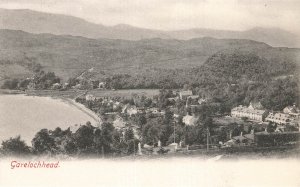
[1,29,299,82]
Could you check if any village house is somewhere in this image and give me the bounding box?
[113,115,127,130]
[265,112,293,125]
[198,98,207,105]
[167,97,178,102]
[113,101,122,110]
[188,95,199,100]
[179,90,193,100]
[283,104,300,119]
[182,114,199,126]
[146,107,165,115]
[98,82,106,89]
[63,82,69,89]
[72,83,82,89]
[85,94,96,101]
[122,105,138,116]
[27,82,36,90]
[231,102,268,122]
[224,130,255,147]
[52,83,62,89]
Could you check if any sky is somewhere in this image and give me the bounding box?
[0,0,299,34]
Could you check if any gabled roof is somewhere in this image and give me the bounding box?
[283,105,300,114]
[248,101,264,110]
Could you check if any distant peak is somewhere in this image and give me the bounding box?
[113,24,134,29]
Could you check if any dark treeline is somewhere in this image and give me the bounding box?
[0,122,140,157]
[1,71,61,90]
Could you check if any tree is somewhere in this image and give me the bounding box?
[1,136,30,156]
[185,125,205,145]
[266,122,276,133]
[241,117,248,122]
[148,126,160,145]
[124,128,135,142]
[134,113,147,129]
[62,138,78,155]
[94,122,115,155]
[1,79,19,89]
[74,124,95,154]
[18,79,30,89]
[126,139,139,155]
[32,129,57,154]
[93,128,104,155]
[67,77,78,87]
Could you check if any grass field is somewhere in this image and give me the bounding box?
[88,89,160,99]
[24,89,87,99]
[0,89,161,99]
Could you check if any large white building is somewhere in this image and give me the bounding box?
[265,112,292,125]
[231,102,268,122]
[265,105,300,125]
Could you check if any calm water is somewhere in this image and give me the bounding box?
[0,94,98,144]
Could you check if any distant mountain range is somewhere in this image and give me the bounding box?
[1,29,299,82]
[0,8,299,48]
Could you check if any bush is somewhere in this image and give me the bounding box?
[1,136,31,156]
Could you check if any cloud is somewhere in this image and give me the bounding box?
[0,0,299,35]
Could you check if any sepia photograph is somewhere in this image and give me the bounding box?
[0,0,300,186]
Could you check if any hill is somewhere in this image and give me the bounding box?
[4,29,299,82]
[0,9,169,41]
[0,9,299,47]
[168,27,300,48]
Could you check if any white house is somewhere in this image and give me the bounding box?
[85,94,96,101]
[182,114,199,126]
[113,115,127,129]
[283,105,300,119]
[98,82,106,89]
[179,90,193,100]
[265,112,293,125]
[231,102,268,122]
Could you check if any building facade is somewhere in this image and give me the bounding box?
[265,112,293,125]
[231,103,268,122]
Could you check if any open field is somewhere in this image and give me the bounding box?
[22,89,160,99]
[88,89,160,99]
[24,89,87,99]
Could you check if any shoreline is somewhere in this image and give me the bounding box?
[62,98,102,126]
[0,90,102,127]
